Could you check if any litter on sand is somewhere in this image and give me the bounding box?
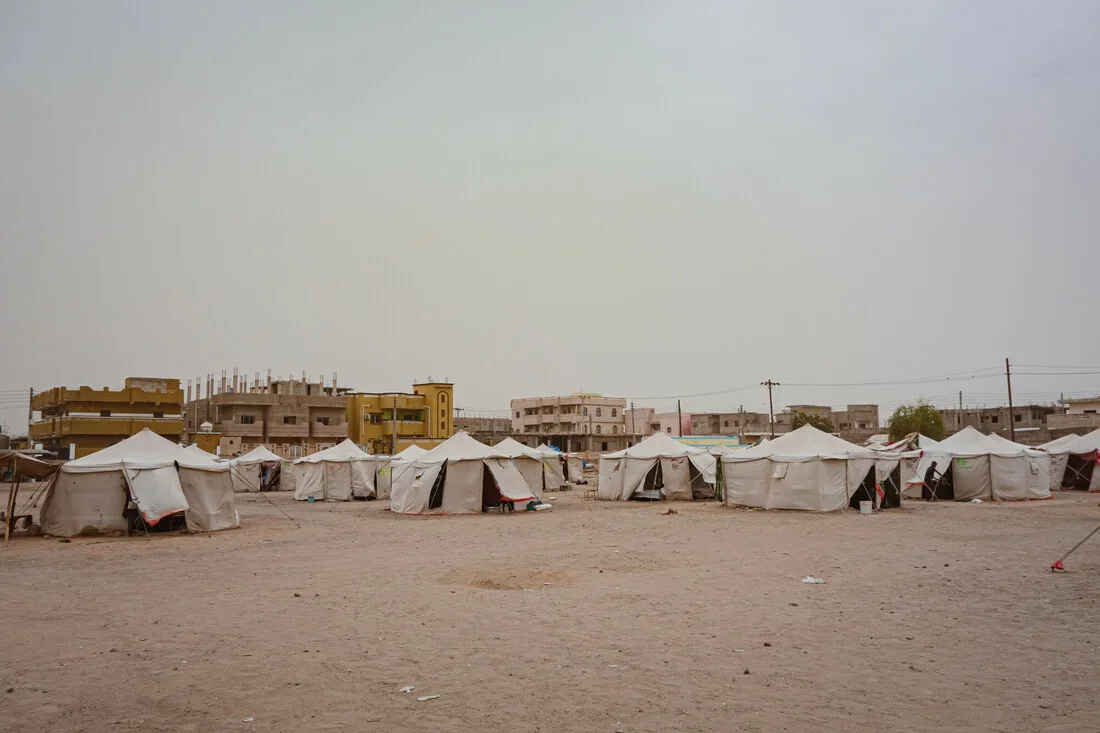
[399,685,415,693]
[970,498,983,504]
[801,577,825,584]
[416,695,440,702]
[242,717,254,723]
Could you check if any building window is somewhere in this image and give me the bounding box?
[317,416,330,426]
[1014,414,1022,423]
[283,416,297,425]
[723,420,729,427]
[601,442,608,451]
[240,415,255,425]
[515,412,520,418]
[596,408,602,417]
[991,416,999,423]
[1085,409,1097,415]
[441,420,446,433]
[100,409,111,417]
[153,411,164,419]
[666,427,672,433]
[596,424,602,434]
[369,413,382,425]
[611,408,617,417]
[583,408,588,416]
[440,393,447,404]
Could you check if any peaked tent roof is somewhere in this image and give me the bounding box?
[931,426,1040,457]
[62,428,227,472]
[724,425,880,461]
[417,431,506,463]
[392,444,429,462]
[1039,433,1080,452]
[603,431,708,459]
[1058,429,1100,455]
[232,445,283,464]
[494,437,544,459]
[295,438,374,464]
[535,443,560,455]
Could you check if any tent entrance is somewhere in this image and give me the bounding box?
[848,467,879,510]
[428,461,447,510]
[690,461,715,500]
[1061,452,1096,491]
[262,462,280,491]
[881,464,902,508]
[481,463,503,510]
[928,463,955,500]
[632,461,663,501]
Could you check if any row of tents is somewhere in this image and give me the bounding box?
[597,425,1100,511]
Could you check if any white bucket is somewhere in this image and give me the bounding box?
[859,500,873,515]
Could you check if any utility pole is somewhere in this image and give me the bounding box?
[28,387,33,433]
[630,401,636,444]
[959,390,963,429]
[1005,357,1015,442]
[761,380,780,437]
[677,399,683,437]
[392,394,398,454]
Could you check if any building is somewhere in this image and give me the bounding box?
[183,371,350,459]
[31,377,184,458]
[510,394,628,453]
[936,404,1062,437]
[623,407,660,437]
[1041,397,1096,433]
[346,381,454,454]
[454,415,512,445]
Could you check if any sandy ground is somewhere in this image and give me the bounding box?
[1,486,1098,733]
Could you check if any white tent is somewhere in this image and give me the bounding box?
[598,432,717,501]
[903,427,1050,501]
[378,444,429,500]
[39,429,240,536]
[390,432,536,515]
[534,444,567,489]
[1044,430,1100,492]
[229,445,283,493]
[721,425,899,512]
[495,438,547,497]
[293,439,384,501]
[185,444,224,460]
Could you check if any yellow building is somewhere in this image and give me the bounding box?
[346,381,454,454]
[31,377,184,458]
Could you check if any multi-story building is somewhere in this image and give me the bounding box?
[31,377,184,458]
[510,393,628,453]
[346,381,454,454]
[623,407,660,438]
[183,372,350,459]
[936,404,1062,436]
[1048,396,1100,432]
[454,415,512,446]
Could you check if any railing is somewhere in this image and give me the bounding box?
[30,416,183,438]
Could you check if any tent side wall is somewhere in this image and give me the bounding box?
[512,456,545,499]
[542,457,565,490]
[179,468,240,531]
[440,459,484,514]
[597,457,625,500]
[723,458,771,508]
[659,456,693,500]
[40,470,129,537]
[322,462,353,501]
[294,463,324,500]
[951,455,991,500]
[232,463,261,493]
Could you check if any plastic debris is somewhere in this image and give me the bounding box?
[242,717,254,723]
[801,576,825,584]
[416,695,440,702]
[399,686,415,693]
[970,498,983,503]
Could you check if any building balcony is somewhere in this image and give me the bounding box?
[32,386,184,412]
[30,416,183,439]
[216,420,265,437]
[267,424,310,438]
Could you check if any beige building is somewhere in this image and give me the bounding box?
[183,370,350,458]
[510,393,628,453]
[937,404,1062,436]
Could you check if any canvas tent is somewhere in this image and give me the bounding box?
[598,432,717,501]
[230,445,284,492]
[377,444,429,500]
[390,431,535,515]
[293,439,382,501]
[721,425,900,511]
[903,427,1050,501]
[38,429,240,536]
[535,444,567,489]
[494,438,547,498]
[1043,430,1100,492]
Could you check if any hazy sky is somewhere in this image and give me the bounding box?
[2,0,1099,431]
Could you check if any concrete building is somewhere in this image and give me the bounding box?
[937,404,1062,437]
[345,381,455,454]
[454,415,512,445]
[623,407,660,438]
[183,371,350,459]
[510,393,628,453]
[31,377,183,458]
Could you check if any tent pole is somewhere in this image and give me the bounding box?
[5,473,21,542]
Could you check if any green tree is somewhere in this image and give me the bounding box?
[791,412,834,433]
[888,400,945,442]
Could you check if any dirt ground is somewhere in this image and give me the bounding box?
[1,486,1098,733]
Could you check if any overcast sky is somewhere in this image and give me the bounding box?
[2,0,1099,431]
